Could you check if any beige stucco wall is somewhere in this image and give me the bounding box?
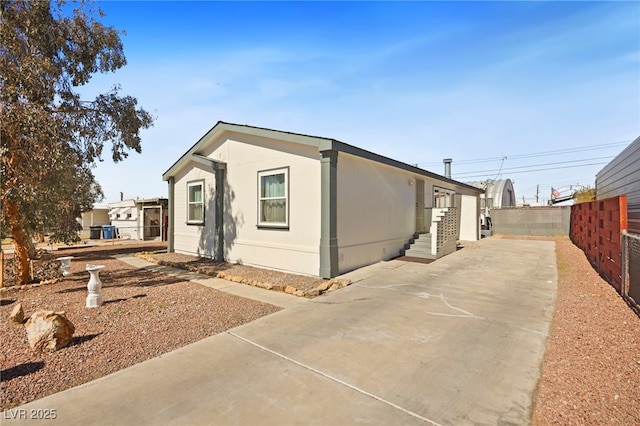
[172,133,322,276]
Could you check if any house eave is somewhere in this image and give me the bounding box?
[163,121,483,194]
[162,121,333,180]
[320,139,483,194]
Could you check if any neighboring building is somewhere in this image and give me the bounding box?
[78,205,110,238]
[596,136,640,235]
[108,198,168,241]
[162,121,483,278]
[467,179,516,232]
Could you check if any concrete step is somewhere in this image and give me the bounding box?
[410,239,432,248]
[405,248,435,258]
[401,233,435,259]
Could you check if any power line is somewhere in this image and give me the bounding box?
[450,156,614,177]
[416,140,629,167]
[452,161,609,180]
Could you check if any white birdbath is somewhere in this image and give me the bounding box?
[56,256,74,276]
[85,264,105,308]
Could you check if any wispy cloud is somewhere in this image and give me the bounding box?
[88,1,639,204]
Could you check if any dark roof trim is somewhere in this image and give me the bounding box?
[163,121,483,193]
[320,139,483,193]
[162,121,333,180]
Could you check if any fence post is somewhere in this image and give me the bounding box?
[622,230,628,297]
[619,195,628,233]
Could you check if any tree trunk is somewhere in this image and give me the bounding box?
[27,237,37,259]
[6,202,32,285]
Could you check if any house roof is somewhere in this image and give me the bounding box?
[136,197,168,205]
[163,121,483,194]
[108,199,136,208]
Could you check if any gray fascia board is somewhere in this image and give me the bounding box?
[191,153,226,170]
[320,140,484,194]
[221,122,333,149]
[164,120,483,194]
[162,121,333,180]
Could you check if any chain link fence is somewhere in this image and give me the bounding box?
[621,230,640,315]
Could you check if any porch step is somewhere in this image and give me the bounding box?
[401,233,436,260]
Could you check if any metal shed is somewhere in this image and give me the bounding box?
[467,179,516,232]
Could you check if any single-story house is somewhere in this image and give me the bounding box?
[78,205,110,238]
[162,122,483,278]
[108,198,168,241]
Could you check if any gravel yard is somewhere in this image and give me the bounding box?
[529,236,640,425]
[1,237,639,424]
[1,242,282,410]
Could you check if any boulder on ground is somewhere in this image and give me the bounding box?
[25,310,75,353]
[9,303,24,323]
[316,281,332,292]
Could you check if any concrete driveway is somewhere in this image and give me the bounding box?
[3,238,557,425]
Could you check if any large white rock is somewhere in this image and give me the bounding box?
[25,310,75,353]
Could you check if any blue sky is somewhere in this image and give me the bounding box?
[86,1,639,205]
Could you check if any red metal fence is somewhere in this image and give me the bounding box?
[570,195,628,292]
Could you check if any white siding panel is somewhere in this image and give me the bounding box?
[173,164,217,257]
[173,134,322,276]
[222,136,321,276]
[336,153,416,273]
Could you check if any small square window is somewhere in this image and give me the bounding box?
[258,168,288,228]
[187,180,204,224]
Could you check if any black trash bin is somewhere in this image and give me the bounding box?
[89,226,102,240]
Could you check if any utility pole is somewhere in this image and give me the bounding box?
[536,185,539,204]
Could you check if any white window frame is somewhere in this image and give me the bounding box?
[258,167,289,228]
[187,180,205,225]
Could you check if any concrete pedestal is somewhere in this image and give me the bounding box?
[56,256,74,276]
[85,264,105,308]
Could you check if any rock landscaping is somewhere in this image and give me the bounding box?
[1,242,281,410]
[135,251,351,298]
